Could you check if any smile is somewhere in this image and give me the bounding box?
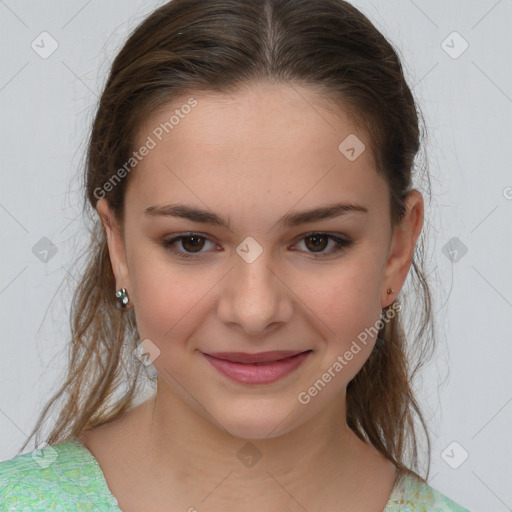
[201,350,313,385]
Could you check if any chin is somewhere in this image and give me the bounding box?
[206,399,305,441]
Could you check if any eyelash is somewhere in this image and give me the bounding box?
[160,232,354,260]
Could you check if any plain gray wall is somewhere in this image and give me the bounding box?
[1,1,511,510]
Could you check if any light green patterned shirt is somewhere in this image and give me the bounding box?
[0,438,470,511]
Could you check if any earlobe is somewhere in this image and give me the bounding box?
[96,198,131,291]
[381,190,424,307]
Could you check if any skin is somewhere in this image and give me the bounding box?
[83,81,424,511]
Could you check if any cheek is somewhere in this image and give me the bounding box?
[310,261,384,371]
[127,246,215,348]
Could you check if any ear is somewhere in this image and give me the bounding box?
[381,189,424,308]
[97,198,131,300]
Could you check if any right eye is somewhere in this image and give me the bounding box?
[161,232,221,259]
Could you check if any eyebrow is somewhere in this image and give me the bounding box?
[144,201,368,230]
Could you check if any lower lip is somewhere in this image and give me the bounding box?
[202,351,311,385]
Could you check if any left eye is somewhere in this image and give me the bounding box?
[293,233,352,256]
[161,232,353,259]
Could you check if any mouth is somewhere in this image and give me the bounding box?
[201,350,313,384]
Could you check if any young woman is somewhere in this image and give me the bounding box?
[0,0,470,510]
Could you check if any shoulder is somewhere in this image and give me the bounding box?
[0,438,120,511]
[384,472,471,512]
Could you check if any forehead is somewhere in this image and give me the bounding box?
[126,82,388,224]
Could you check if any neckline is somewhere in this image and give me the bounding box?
[385,467,408,507]
[66,437,411,510]
[66,437,122,509]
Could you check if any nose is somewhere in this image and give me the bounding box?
[216,250,293,336]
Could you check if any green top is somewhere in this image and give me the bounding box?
[0,438,470,511]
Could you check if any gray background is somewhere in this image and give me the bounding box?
[1,1,511,510]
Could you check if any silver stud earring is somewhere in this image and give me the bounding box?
[115,288,130,309]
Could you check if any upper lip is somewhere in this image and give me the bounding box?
[203,350,310,363]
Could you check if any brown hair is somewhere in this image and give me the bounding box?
[21,0,435,480]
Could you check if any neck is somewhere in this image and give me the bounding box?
[138,378,361,505]
[79,377,398,511]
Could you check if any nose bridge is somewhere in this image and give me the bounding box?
[218,246,292,334]
[236,249,275,298]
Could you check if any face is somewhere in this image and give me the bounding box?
[98,82,423,439]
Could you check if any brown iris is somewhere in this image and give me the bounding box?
[181,236,206,252]
[303,234,329,253]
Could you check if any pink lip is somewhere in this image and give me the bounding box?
[205,350,307,363]
[202,350,312,384]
